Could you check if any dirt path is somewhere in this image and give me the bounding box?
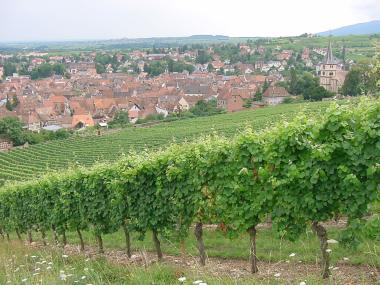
[35,243,377,285]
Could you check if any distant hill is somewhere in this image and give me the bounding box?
[318,20,380,36]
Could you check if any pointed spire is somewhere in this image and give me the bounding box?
[325,37,334,64]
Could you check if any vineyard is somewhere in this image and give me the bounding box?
[0,101,330,185]
[0,98,379,281]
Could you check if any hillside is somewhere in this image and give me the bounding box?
[0,101,330,185]
[318,20,380,36]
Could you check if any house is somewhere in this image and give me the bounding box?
[178,97,190,111]
[128,104,142,123]
[71,114,95,129]
[217,88,246,112]
[0,137,13,151]
[22,112,41,132]
[262,86,290,105]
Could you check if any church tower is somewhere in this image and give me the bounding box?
[318,39,347,93]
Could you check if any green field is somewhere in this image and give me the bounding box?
[0,101,331,185]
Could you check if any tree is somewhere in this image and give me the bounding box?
[189,99,223,116]
[262,80,270,92]
[196,50,212,64]
[341,68,361,96]
[3,63,17,78]
[95,63,106,74]
[342,65,377,96]
[253,89,262,101]
[5,99,13,111]
[12,95,19,108]
[288,68,298,95]
[0,117,26,146]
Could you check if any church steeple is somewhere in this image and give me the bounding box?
[325,37,335,64]
[325,38,334,64]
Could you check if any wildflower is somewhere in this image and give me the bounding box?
[343,257,349,261]
[48,262,53,265]
[199,283,207,285]
[60,272,67,281]
[33,272,40,276]
[31,255,37,258]
[47,266,52,270]
[84,267,89,272]
[289,253,296,257]
[74,281,79,283]
[14,267,20,272]
[85,258,90,262]
[274,273,281,277]
[35,268,40,271]
[300,282,306,285]
[193,281,203,284]
[178,276,186,282]
[62,254,69,258]
[21,278,27,282]
[81,276,87,280]
[326,249,332,253]
[327,239,338,244]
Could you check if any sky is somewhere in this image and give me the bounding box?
[0,0,379,42]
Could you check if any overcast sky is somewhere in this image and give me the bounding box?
[1,0,379,42]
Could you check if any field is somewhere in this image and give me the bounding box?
[1,99,379,284]
[0,101,330,185]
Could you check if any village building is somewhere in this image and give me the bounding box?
[262,86,290,105]
[317,41,347,93]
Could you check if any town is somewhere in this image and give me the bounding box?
[0,35,359,144]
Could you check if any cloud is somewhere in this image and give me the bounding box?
[0,0,378,41]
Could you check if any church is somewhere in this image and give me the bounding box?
[317,40,347,93]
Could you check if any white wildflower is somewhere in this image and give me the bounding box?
[326,249,332,253]
[343,257,349,261]
[14,267,20,272]
[85,258,90,262]
[274,273,281,277]
[178,276,186,282]
[46,266,52,270]
[62,254,69,258]
[21,278,27,282]
[31,255,37,258]
[327,239,338,244]
[84,267,89,272]
[60,271,67,281]
[289,253,296,257]
[48,262,53,265]
[81,276,86,280]
[33,272,40,276]
[35,268,40,271]
[193,281,203,284]
[300,282,306,285]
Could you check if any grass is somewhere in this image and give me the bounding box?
[13,226,380,268]
[1,238,374,285]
